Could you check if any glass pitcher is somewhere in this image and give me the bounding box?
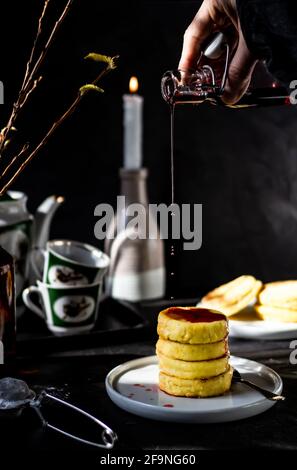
[161,32,290,108]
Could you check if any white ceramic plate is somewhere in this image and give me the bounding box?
[228,307,297,340]
[197,303,297,340]
[105,355,283,423]
[229,319,297,340]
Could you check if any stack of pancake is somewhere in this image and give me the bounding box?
[255,281,297,322]
[200,275,262,317]
[156,307,233,397]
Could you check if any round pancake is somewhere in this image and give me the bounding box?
[259,281,297,310]
[159,366,233,398]
[157,307,228,344]
[156,338,228,361]
[157,352,229,379]
[201,275,262,316]
[255,304,297,323]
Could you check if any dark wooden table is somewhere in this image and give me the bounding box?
[1,300,297,460]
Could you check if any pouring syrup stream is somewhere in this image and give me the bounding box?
[169,104,176,300]
[170,105,175,206]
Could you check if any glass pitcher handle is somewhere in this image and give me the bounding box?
[199,31,230,94]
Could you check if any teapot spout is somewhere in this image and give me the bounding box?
[31,195,64,250]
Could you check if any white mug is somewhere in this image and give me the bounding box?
[31,239,110,286]
[22,280,102,336]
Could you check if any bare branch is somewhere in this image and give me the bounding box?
[0,0,118,196]
[21,0,51,92]
[0,143,30,183]
[0,62,116,195]
[0,0,73,158]
[19,76,43,111]
[23,0,74,95]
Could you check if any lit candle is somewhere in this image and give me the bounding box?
[123,76,143,169]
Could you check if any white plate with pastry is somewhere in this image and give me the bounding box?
[199,277,297,340]
[228,307,297,340]
[106,355,283,423]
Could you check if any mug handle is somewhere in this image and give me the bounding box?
[22,286,45,319]
[30,247,46,281]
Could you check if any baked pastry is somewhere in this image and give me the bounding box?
[259,281,297,310]
[157,352,229,380]
[200,275,262,316]
[156,337,228,362]
[157,307,228,344]
[255,304,297,323]
[159,366,233,398]
[157,306,233,398]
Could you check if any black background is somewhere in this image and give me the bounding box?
[1,0,297,297]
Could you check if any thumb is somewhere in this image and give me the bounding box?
[222,33,258,105]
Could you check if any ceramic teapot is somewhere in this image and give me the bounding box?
[0,191,64,310]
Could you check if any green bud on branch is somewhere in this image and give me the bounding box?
[84,53,119,70]
[79,84,104,96]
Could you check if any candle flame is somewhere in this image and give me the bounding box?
[129,76,138,93]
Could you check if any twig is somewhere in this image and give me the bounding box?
[21,0,51,92]
[20,76,43,110]
[0,1,117,195]
[0,63,114,195]
[22,0,73,95]
[0,0,50,156]
[0,0,73,157]
[0,143,30,182]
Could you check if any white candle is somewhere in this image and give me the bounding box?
[123,77,143,169]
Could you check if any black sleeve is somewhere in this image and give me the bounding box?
[237,0,297,86]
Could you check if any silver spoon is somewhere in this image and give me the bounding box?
[232,368,285,401]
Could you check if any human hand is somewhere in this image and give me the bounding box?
[178,0,258,104]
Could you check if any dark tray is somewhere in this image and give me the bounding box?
[17,296,150,357]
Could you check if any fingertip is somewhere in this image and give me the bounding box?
[178,58,193,72]
[178,39,201,71]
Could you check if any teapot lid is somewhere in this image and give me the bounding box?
[0,191,30,227]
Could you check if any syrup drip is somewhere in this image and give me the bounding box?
[169,104,176,301]
[170,105,175,206]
